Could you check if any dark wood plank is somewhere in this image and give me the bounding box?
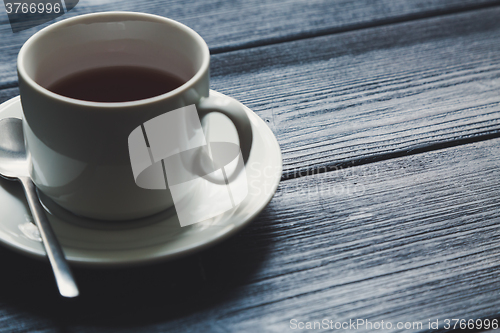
[1,135,500,332]
[1,0,499,84]
[209,6,500,177]
[0,87,18,104]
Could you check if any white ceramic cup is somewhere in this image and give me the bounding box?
[17,12,253,221]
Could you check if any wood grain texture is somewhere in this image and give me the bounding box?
[1,136,500,332]
[1,0,500,84]
[209,6,500,178]
[0,87,18,104]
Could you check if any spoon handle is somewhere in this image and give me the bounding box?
[19,176,79,298]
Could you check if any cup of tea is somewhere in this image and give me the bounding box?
[17,12,253,221]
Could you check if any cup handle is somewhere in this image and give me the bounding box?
[197,92,253,165]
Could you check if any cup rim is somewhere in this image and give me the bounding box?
[17,11,210,108]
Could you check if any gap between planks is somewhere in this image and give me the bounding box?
[281,131,500,181]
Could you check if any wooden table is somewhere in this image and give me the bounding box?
[1,1,500,332]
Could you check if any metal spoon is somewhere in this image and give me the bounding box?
[0,118,79,298]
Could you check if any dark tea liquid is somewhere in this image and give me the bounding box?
[47,66,185,102]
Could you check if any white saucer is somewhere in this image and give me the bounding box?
[0,90,282,267]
